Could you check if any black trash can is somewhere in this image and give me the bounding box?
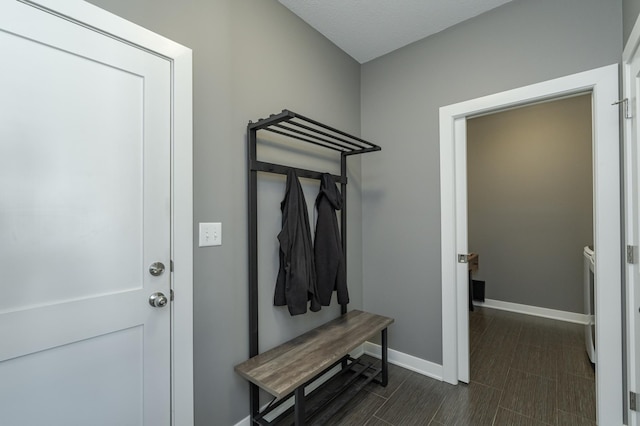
[472,280,485,302]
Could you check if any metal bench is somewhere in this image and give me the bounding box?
[235,310,394,425]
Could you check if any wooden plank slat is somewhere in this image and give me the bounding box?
[234,310,394,399]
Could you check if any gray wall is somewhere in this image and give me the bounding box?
[467,95,593,314]
[361,0,622,364]
[85,1,363,425]
[81,0,625,421]
[624,0,640,45]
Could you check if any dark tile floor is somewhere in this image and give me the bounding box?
[322,306,596,425]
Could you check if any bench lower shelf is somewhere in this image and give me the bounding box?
[256,355,383,425]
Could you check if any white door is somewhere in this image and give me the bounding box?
[0,2,172,425]
[624,18,640,426]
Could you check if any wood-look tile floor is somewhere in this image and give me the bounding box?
[322,307,596,425]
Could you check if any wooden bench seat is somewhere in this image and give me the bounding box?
[234,310,394,424]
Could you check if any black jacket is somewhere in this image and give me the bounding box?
[314,173,348,306]
[274,169,321,315]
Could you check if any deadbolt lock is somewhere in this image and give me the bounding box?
[149,262,165,276]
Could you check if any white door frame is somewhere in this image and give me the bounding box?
[624,15,640,426]
[440,64,621,424]
[23,1,194,424]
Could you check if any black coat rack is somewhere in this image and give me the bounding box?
[247,109,381,419]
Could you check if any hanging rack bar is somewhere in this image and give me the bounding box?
[342,146,381,156]
[288,110,378,149]
[281,121,369,151]
[272,123,356,151]
[249,109,381,155]
[263,127,347,153]
[250,160,346,184]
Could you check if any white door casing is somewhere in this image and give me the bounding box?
[0,1,193,424]
[624,14,640,426]
[440,64,621,425]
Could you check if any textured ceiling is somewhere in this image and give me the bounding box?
[278,0,513,63]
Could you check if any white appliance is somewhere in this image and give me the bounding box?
[584,245,595,363]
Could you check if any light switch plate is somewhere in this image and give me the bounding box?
[199,222,222,247]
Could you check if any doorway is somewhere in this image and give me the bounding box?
[439,64,621,424]
[466,95,596,423]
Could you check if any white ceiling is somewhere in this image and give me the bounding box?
[278,0,513,64]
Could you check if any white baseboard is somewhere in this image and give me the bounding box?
[363,342,443,381]
[234,415,251,426]
[233,344,443,426]
[474,298,589,324]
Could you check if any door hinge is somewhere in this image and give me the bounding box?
[631,391,640,411]
[170,289,174,301]
[170,259,174,272]
[613,98,632,119]
[628,245,638,264]
[458,254,468,264]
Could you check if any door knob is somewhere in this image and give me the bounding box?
[149,262,165,276]
[149,292,168,308]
